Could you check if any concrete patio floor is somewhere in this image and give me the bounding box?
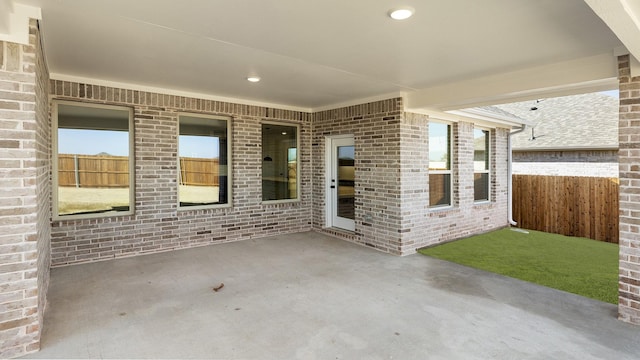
[24,231,640,359]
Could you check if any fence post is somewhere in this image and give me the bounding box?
[74,154,79,188]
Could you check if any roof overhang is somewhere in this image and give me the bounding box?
[405,53,619,112]
[405,107,529,129]
[448,108,531,128]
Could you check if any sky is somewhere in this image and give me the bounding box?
[179,135,218,158]
[58,129,219,158]
[58,129,129,156]
[600,90,619,98]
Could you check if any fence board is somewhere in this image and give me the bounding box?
[59,154,220,188]
[179,157,220,186]
[58,155,77,186]
[512,175,618,243]
[58,154,129,188]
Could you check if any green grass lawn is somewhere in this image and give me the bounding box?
[418,228,618,304]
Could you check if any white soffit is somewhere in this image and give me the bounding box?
[406,53,619,111]
[13,0,625,110]
[405,107,529,129]
[448,108,533,128]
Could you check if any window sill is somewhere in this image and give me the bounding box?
[474,200,491,205]
[178,203,232,212]
[428,205,454,212]
[262,198,300,206]
[53,208,134,222]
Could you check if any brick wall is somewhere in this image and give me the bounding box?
[312,100,510,255]
[618,54,640,325]
[513,150,618,177]
[312,98,404,253]
[54,87,506,261]
[33,20,51,357]
[49,81,312,266]
[0,20,50,358]
[398,112,430,253]
[399,117,510,251]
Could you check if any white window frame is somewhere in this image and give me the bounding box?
[177,113,233,210]
[52,100,135,220]
[261,121,301,204]
[473,127,491,203]
[428,120,453,209]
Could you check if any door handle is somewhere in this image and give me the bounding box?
[330,185,336,189]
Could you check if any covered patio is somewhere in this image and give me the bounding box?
[2,1,640,357]
[25,232,640,359]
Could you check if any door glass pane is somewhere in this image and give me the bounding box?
[287,147,297,199]
[337,145,355,220]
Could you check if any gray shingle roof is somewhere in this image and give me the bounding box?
[475,105,529,122]
[455,105,529,126]
[494,92,618,150]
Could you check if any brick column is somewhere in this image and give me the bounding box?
[0,20,50,357]
[618,54,640,324]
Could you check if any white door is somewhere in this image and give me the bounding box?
[327,136,355,231]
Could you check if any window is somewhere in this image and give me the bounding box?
[53,101,134,219]
[262,123,299,202]
[178,114,231,208]
[429,122,452,207]
[474,128,490,202]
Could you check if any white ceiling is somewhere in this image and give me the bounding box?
[9,0,634,111]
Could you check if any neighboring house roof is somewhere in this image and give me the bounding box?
[495,92,618,151]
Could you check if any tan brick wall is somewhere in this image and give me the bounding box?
[0,20,50,358]
[33,19,51,356]
[398,115,510,252]
[618,54,640,324]
[398,112,430,252]
[52,86,509,262]
[49,81,312,266]
[312,101,510,255]
[312,99,404,253]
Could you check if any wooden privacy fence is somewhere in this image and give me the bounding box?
[58,154,129,187]
[59,154,220,187]
[512,174,619,243]
[178,157,220,186]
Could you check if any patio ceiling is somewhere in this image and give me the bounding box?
[5,0,639,111]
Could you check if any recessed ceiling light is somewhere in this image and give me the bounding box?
[281,131,287,135]
[247,76,261,83]
[389,7,414,20]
